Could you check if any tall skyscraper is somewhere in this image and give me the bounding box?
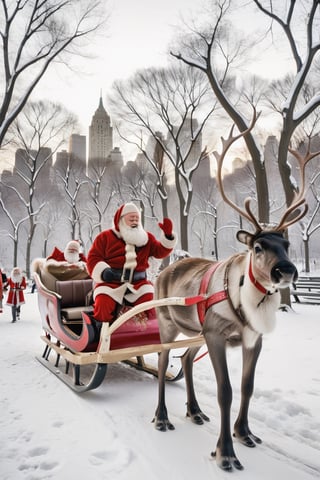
[88,95,113,173]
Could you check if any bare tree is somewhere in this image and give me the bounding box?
[0,0,107,146]
[86,164,116,240]
[252,0,320,206]
[0,100,77,275]
[171,0,270,223]
[170,0,320,227]
[299,169,320,272]
[36,208,65,258]
[0,195,29,267]
[110,64,216,251]
[121,160,159,220]
[55,159,90,245]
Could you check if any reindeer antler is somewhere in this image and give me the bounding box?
[215,109,320,233]
[214,107,262,231]
[275,145,320,231]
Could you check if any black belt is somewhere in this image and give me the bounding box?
[110,268,147,283]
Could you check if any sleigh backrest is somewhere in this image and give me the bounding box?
[34,259,57,292]
[32,258,94,322]
[55,279,93,308]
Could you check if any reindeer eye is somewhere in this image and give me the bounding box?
[254,244,263,254]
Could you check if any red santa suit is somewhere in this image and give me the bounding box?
[0,269,3,312]
[6,272,26,307]
[45,240,89,281]
[86,203,177,322]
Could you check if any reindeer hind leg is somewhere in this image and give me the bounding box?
[153,307,179,432]
[181,346,210,425]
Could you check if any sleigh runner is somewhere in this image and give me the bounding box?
[33,268,206,392]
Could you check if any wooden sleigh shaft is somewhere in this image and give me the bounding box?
[97,295,206,355]
[41,295,206,365]
[36,293,206,392]
[40,332,205,365]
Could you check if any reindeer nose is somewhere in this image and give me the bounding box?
[271,261,298,284]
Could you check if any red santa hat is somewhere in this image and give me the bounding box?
[113,203,140,231]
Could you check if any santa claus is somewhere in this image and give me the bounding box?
[6,267,27,322]
[44,240,90,282]
[86,202,177,322]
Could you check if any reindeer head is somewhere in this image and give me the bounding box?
[214,108,318,290]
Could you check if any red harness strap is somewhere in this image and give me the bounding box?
[197,262,228,325]
[248,257,268,295]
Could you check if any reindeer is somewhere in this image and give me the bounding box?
[153,111,318,471]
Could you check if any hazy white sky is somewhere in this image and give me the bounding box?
[33,0,199,136]
[23,0,294,163]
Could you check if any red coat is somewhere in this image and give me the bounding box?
[0,270,3,308]
[6,277,26,306]
[87,228,176,303]
[87,230,174,279]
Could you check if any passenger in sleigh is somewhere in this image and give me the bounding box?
[45,240,89,281]
[84,202,177,323]
[32,240,90,292]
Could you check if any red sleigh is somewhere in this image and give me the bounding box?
[33,265,205,393]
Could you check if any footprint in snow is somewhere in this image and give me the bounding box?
[89,447,133,472]
[18,445,59,474]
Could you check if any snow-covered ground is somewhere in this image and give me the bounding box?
[0,290,319,479]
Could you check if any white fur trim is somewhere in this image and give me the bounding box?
[92,261,110,283]
[93,282,154,304]
[124,283,154,302]
[94,284,128,303]
[66,240,80,251]
[121,202,140,217]
[123,244,137,272]
[160,231,177,249]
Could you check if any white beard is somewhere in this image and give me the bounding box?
[12,273,22,283]
[119,220,148,247]
[64,250,80,264]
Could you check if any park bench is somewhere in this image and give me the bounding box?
[290,276,320,303]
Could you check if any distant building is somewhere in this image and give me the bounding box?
[55,149,69,173]
[108,146,123,166]
[88,95,113,173]
[69,134,86,164]
[14,147,53,182]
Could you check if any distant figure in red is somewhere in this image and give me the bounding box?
[45,240,90,281]
[6,267,27,323]
[0,267,3,313]
[86,202,177,322]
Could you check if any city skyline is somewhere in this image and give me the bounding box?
[32,0,200,135]
[0,1,295,172]
[30,1,293,136]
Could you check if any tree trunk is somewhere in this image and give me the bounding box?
[304,238,310,273]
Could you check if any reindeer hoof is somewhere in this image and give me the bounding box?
[152,417,175,431]
[211,451,244,471]
[187,410,210,425]
[233,432,262,447]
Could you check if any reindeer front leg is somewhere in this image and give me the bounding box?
[205,332,244,471]
[233,334,262,447]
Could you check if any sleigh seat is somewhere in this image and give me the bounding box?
[55,279,93,324]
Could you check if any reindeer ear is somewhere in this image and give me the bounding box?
[237,230,254,247]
